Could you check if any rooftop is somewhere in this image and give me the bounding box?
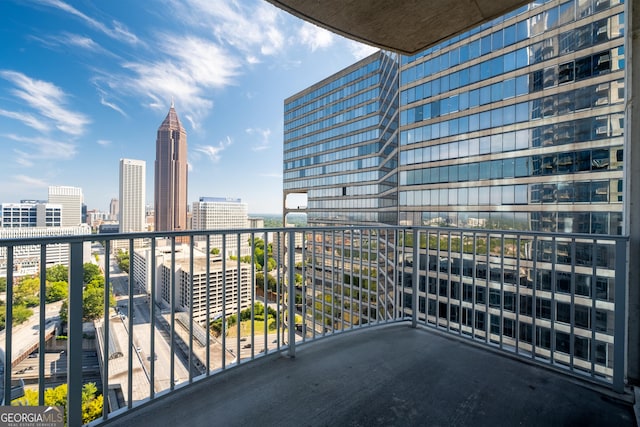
[100,323,637,427]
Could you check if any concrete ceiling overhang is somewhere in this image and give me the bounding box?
[266,0,533,55]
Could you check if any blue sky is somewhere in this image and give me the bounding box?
[0,0,377,214]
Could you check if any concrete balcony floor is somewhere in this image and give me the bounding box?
[101,323,637,427]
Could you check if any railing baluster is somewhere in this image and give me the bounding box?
[38,244,46,406]
[287,231,296,357]
[613,238,627,393]
[67,240,83,427]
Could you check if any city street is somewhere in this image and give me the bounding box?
[107,253,191,395]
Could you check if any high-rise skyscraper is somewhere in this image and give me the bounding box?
[119,159,146,233]
[110,198,119,221]
[284,0,625,378]
[48,185,83,227]
[283,51,399,226]
[154,102,188,233]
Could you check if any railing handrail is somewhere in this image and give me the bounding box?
[0,225,629,247]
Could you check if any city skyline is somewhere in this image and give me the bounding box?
[0,0,377,214]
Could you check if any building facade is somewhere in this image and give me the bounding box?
[48,186,83,227]
[132,244,252,325]
[192,197,250,257]
[1,202,62,227]
[119,158,146,233]
[396,0,624,376]
[284,0,624,377]
[283,50,400,226]
[0,225,92,276]
[154,102,188,233]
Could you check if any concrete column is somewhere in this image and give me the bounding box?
[624,0,640,385]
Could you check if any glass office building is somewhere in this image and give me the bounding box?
[398,0,624,233]
[397,0,624,377]
[284,0,625,379]
[283,51,399,226]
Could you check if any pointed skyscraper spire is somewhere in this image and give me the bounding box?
[171,96,175,109]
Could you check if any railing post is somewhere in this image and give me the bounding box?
[287,230,296,357]
[67,240,83,427]
[613,238,627,393]
[3,247,14,405]
[412,229,419,328]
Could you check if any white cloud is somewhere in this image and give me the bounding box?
[97,139,111,147]
[5,133,77,165]
[13,174,50,188]
[194,136,232,163]
[169,0,286,57]
[0,108,50,133]
[0,71,90,136]
[298,22,335,52]
[97,89,127,117]
[33,0,140,45]
[245,127,271,151]
[347,41,379,60]
[106,35,239,126]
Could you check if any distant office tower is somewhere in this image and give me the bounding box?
[283,51,399,226]
[1,202,62,227]
[48,186,83,227]
[155,102,188,233]
[192,197,250,257]
[119,159,146,233]
[110,198,119,221]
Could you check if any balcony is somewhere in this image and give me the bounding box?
[0,226,634,426]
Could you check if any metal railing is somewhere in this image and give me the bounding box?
[0,226,628,425]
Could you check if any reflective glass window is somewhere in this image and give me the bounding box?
[468,187,479,205]
[559,1,575,26]
[480,61,491,80]
[516,48,529,68]
[480,111,491,129]
[480,86,491,105]
[504,24,516,46]
[470,64,480,83]
[459,44,469,63]
[481,35,492,55]
[468,163,479,181]
[503,105,516,125]
[469,139,479,156]
[479,187,490,205]
[459,164,469,181]
[469,39,480,59]
[516,20,529,42]
[491,109,503,127]
[479,162,490,180]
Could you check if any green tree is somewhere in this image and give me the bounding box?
[83,263,102,284]
[115,250,130,273]
[13,382,103,425]
[45,281,68,302]
[211,248,220,255]
[46,265,68,283]
[0,277,6,292]
[15,277,40,307]
[83,285,105,321]
[12,304,33,325]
